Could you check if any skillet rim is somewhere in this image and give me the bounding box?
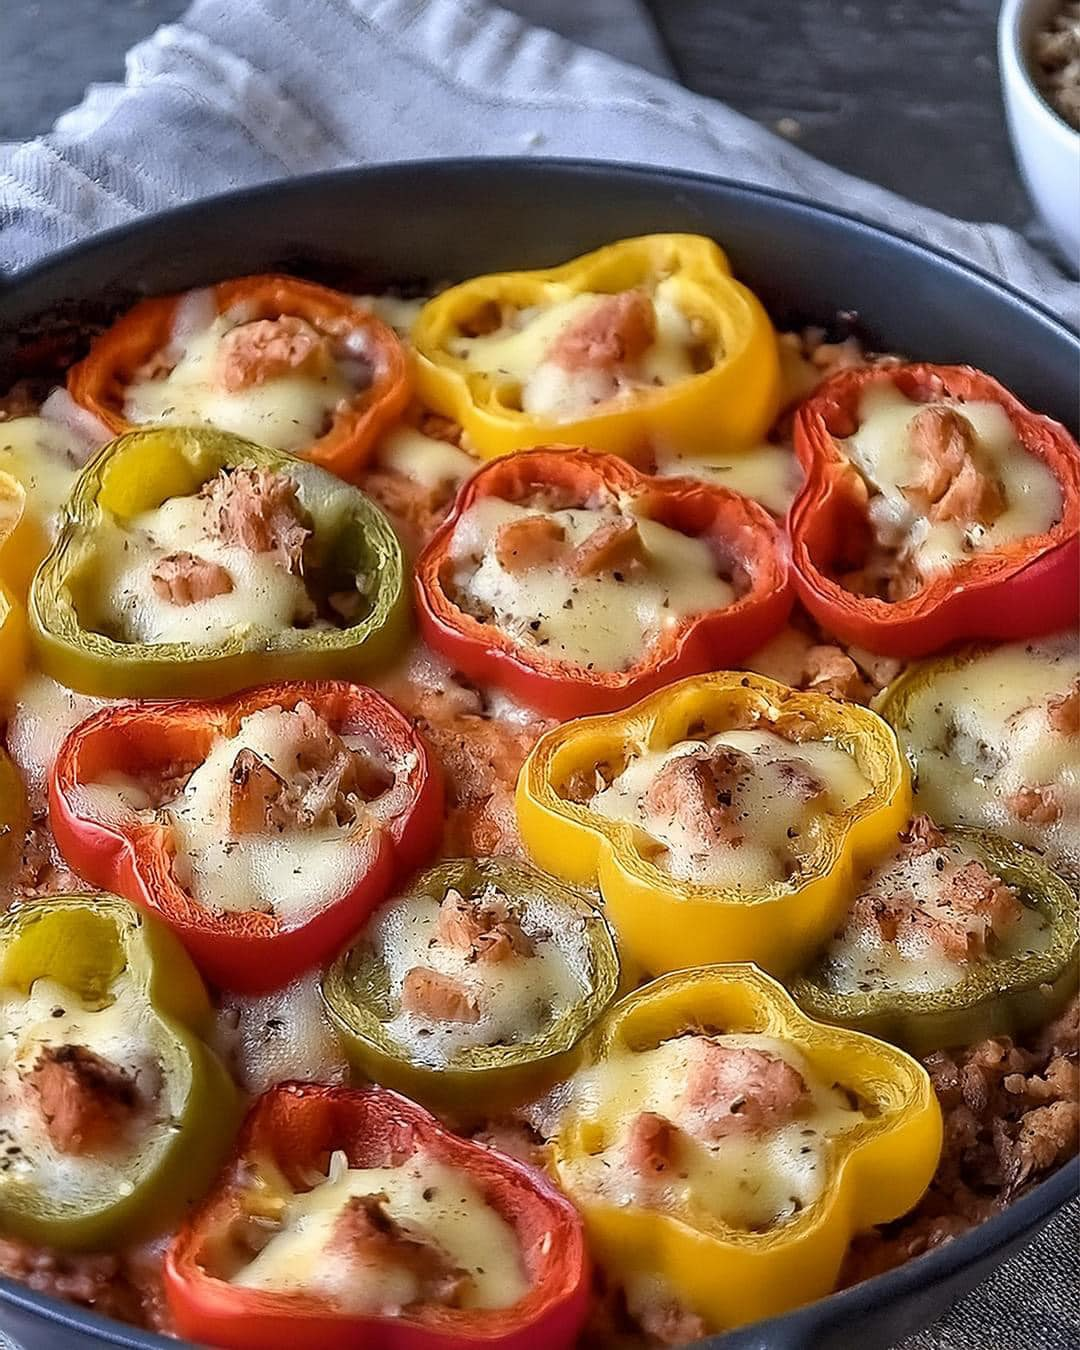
[2,157,1077,345]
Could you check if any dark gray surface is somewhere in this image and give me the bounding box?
[0,0,1031,230]
[647,0,1033,228]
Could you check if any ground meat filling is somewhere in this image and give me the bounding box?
[398,888,535,1024]
[546,291,657,377]
[124,303,376,451]
[584,720,863,892]
[400,968,482,1024]
[222,703,392,837]
[845,816,1024,963]
[845,405,1005,601]
[217,316,339,395]
[435,887,535,963]
[374,656,548,858]
[329,1192,470,1307]
[625,1041,810,1178]
[0,1240,166,1331]
[489,506,650,582]
[150,551,234,606]
[200,466,312,574]
[23,1045,147,1155]
[844,996,1079,1282]
[1000,679,1079,833]
[640,746,758,855]
[836,388,1061,604]
[902,408,1005,527]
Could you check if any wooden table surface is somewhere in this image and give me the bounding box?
[0,0,1033,232]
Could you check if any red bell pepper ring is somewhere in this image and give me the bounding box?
[414,446,792,718]
[789,363,1080,658]
[49,682,444,993]
[164,1082,590,1350]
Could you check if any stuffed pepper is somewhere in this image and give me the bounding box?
[164,1082,590,1350]
[517,671,911,977]
[321,857,620,1119]
[67,275,411,478]
[875,634,1079,877]
[793,817,1079,1055]
[789,363,1080,657]
[0,894,238,1249]
[550,965,940,1336]
[49,682,443,992]
[30,426,408,698]
[412,234,780,459]
[416,448,791,718]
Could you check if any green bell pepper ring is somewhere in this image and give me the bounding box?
[792,827,1079,1056]
[321,857,621,1122]
[0,894,240,1249]
[30,426,409,698]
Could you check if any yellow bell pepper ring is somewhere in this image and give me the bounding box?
[516,671,912,978]
[0,462,52,599]
[550,965,942,1335]
[412,234,781,459]
[0,471,29,700]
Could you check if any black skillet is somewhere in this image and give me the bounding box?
[0,159,1076,1350]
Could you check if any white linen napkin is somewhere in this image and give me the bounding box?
[0,3,1075,1348]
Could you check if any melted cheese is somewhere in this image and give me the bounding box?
[819,838,1050,995]
[122,306,361,452]
[588,729,870,890]
[4,674,109,810]
[562,1034,863,1231]
[449,280,701,422]
[896,636,1080,874]
[844,385,1062,575]
[214,972,349,1095]
[375,424,477,492]
[0,973,171,1201]
[93,490,317,646]
[162,708,374,920]
[233,1148,528,1312]
[355,293,430,337]
[371,884,591,1066]
[654,443,802,516]
[0,418,81,534]
[449,497,733,672]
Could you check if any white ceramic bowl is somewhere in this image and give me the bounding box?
[1000,0,1080,268]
